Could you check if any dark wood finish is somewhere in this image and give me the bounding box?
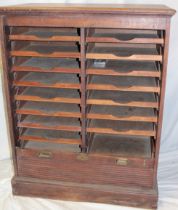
[0,3,175,15]
[6,15,168,30]
[0,16,19,174]
[153,20,171,184]
[0,3,175,209]
[16,146,154,187]
[12,176,158,209]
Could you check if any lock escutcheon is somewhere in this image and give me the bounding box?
[77,153,88,161]
[38,151,53,159]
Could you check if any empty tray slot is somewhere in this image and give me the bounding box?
[13,72,80,89]
[18,116,81,132]
[9,27,80,42]
[87,28,163,44]
[87,60,160,77]
[16,101,81,118]
[87,119,155,137]
[15,87,81,104]
[86,46,162,61]
[89,133,152,158]
[87,90,158,108]
[24,141,81,152]
[87,105,157,122]
[12,57,80,73]
[20,128,81,145]
[87,75,159,92]
[11,44,80,58]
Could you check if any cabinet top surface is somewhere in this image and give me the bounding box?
[0,3,176,16]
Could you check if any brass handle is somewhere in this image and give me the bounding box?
[38,151,53,159]
[116,158,128,166]
[77,153,88,161]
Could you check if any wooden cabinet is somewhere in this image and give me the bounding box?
[0,4,175,209]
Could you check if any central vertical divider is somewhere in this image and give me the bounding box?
[80,28,87,152]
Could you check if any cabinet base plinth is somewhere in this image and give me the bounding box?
[12,176,158,209]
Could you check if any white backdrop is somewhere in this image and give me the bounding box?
[0,1,178,210]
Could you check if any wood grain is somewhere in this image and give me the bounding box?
[0,3,175,208]
[12,176,158,209]
[0,3,175,15]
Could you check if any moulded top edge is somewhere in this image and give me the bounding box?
[0,3,176,16]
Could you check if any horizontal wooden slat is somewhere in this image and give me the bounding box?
[87,75,160,93]
[19,128,81,145]
[86,47,162,61]
[15,87,81,104]
[12,57,80,73]
[16,101,81,118]
[87,33,163,44]
[10,34,80,42]
[9,29,80,42]
[87,90,158,108]
[87,128,155,137]
[10,44,80,58]
[87,106,157,122]
[87,120,155,137]
[87,60,160,77]
[18,116,81,131]
[13,72,80,89]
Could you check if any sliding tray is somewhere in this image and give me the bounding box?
[87,119,155,137]
[19,128,81,145]
[13,72,80,89]
[12,57,80,74]
[11,43,80,58]
[9,27,80,42]
[87,75,159,92]
[16,101,81,118]
[87,105,157,122]
[86,46,162,62]
[87,90,158,108]
[15,87,81,104]
[87,60,160,77]
[87,29,164,44]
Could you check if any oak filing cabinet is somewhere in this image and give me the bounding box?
[0,3,175,209]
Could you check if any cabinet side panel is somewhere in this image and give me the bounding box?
[0,15,17,174]
[154,18,171,184]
